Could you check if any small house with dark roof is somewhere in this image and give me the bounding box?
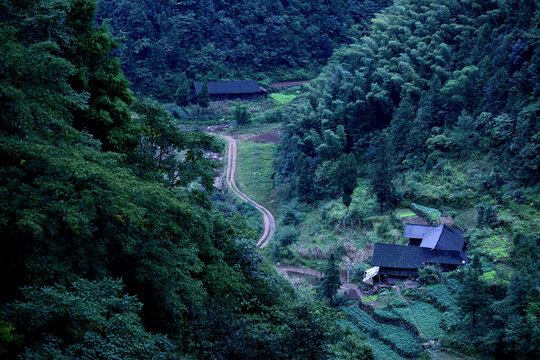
[190,80,267,103]
[366,224,468,285]
[403,224,467,251]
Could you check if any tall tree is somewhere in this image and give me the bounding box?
[198,81,210,108]
[457,256,490,330]
[367,131,395,214]
[67,0,138,153]
[175,72,190,106]
[321,253,341,306]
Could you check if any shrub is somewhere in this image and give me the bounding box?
[476,203,497,227]
[419,265,443,285]
[276,226,299,246]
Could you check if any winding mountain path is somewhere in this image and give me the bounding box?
[221,135,275,248]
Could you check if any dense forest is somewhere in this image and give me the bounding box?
[276,0,538,202]
[1,0,539,359]
[273,0,539,358]
[0,1,374,359]
[96,0,390,99]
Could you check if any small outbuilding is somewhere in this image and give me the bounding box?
[190,80,267,103]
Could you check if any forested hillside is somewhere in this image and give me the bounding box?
[0,1,373,359]
[276,0,538,204]
[97,0,390,99]
[273,0,539,358]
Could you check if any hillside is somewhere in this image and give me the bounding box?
[0,1,373,359]
[271,0,539,358]
[96,0,391,99]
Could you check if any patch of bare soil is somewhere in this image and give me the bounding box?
[247,128,281,143]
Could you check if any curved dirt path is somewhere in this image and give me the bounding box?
[221,135,275,248]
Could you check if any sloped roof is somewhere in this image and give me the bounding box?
[403,224,436,239]
[403,223,466,252]
[371,243,466,269]
[192,80,265,95]
[420,225,466,251]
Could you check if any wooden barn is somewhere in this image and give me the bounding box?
[190,80,267,103]
[365,224,468,286]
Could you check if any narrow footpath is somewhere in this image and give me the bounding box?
[221,135,275,248]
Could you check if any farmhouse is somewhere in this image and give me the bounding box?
[365,224,468,285]
[190,80,267,102]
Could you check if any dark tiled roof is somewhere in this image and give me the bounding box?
[420,225,466,251]
[403,223,466,252]
[371,243,466,269]
[192,80,265,95]
[403,224,436,239]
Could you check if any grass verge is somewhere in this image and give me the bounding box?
[235,141,276,212]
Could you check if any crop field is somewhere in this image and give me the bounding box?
[269,92,298,105]
[410,302,445,340]
[425,284,459,312]
[336,319,406,360]
[365,337,408,360]
[343,307,422,357]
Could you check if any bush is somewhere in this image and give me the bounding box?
[276,226,299,246]
[261,108,283,123]
[476,203,497,227]
[419,265,443,285]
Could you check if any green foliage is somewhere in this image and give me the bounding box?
[198,81,210,108]
[368,132,396,214]
[411,203,441,224]
[457,256,491,330]
[419,265,443,285]
[96,0,391,99]
[409,302,445,340]
[2,278,178,359]
[395,210,415,219]
[269,92,298,105]
[343,307,421,357]
[425,285,459,313]
[476,203,498,227]
[0,2,355,358]
[175,72,190,106]
[321,253,342,306]
[233,102,251,125]
[275,0,540,211]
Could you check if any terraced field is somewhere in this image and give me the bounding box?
[342,306,422,358]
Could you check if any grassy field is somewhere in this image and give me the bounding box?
[269,92,298,105]
[235,141,276,212]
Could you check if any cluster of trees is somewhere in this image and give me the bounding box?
[96,0,391,99]
[0,1,375,359]
[274,0,539,211]
[272,1,539,357]
[456,234,539,359]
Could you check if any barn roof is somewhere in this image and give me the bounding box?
[403,223,466,252]
[371,243,467,269]
[192,80,266,95]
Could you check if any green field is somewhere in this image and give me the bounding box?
[235,141,276,211]
[269,92,298,105]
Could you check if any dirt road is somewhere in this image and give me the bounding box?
[221,135,275,248]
